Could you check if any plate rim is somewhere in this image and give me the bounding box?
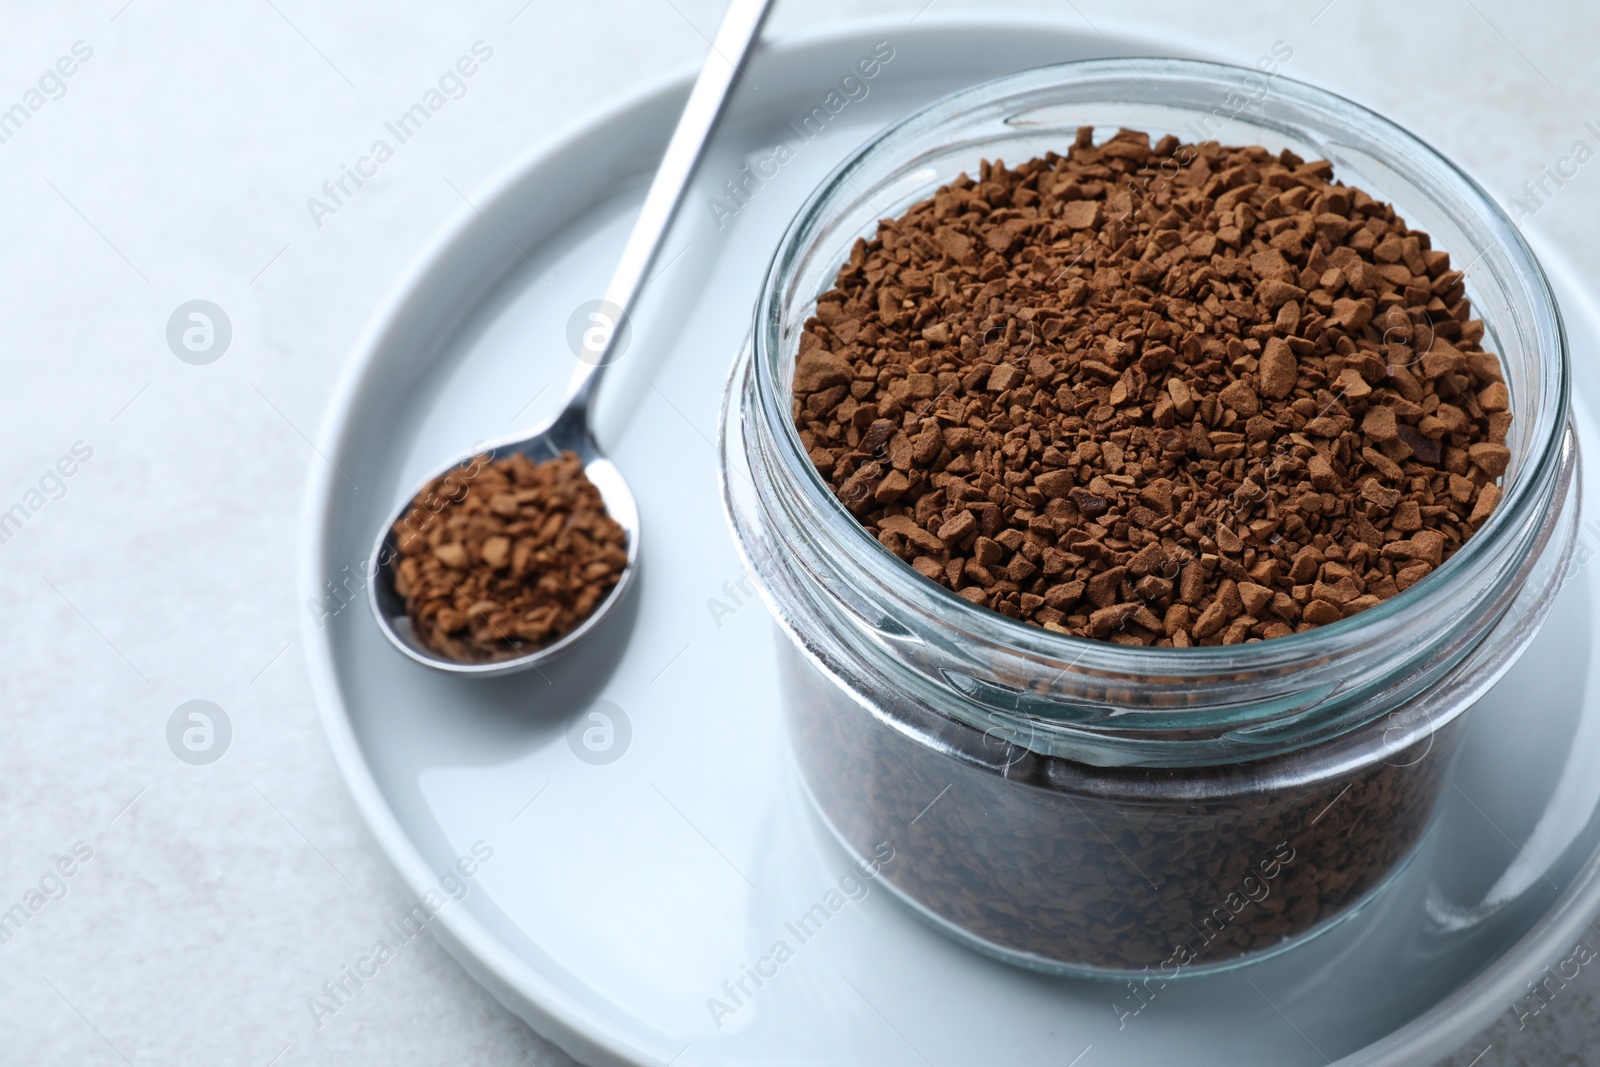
[298,14,1600,1066]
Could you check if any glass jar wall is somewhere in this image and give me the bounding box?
[721,59,1577,975]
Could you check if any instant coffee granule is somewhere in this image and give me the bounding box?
[792,127,1514,645]
[391,451,628,662]
[781,637,1459,973]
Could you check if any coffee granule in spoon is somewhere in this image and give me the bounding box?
[391,451,628,662]
[793,127,1512,646]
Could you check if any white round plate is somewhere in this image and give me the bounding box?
[301,16,1600,1067]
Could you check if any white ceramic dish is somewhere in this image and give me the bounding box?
[301,16,1600,1066]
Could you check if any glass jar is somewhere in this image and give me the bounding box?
[720,58,1578,976]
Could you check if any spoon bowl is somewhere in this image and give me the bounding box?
[368,409,641,677]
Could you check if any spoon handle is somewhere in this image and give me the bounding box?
[559,0,775,421]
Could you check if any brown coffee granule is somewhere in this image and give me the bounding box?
[792,127,1513,646]
[391,451,628,662]
[783,635,1458,972]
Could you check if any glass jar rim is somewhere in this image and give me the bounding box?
[749,56,1570,678]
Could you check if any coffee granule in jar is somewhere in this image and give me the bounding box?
[792,127,1514,645]
[780,637,1461,973]
[391,451,628,662]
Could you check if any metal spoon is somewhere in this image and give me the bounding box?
[369,0,773,676]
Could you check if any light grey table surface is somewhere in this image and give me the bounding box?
[0,1,1592,1064]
